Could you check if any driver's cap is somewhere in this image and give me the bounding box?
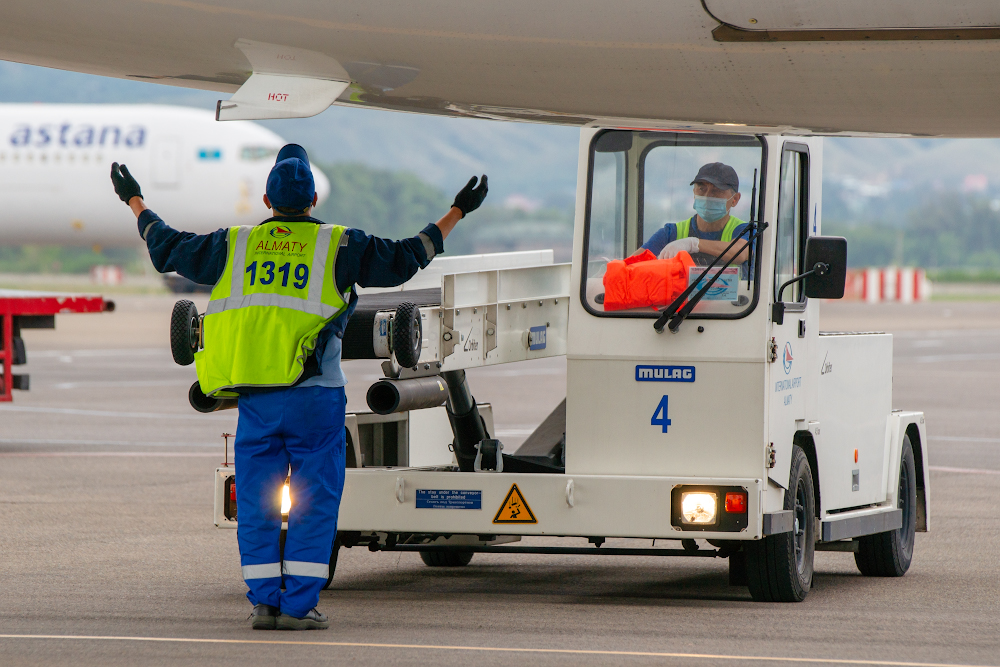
[690,162,739,193]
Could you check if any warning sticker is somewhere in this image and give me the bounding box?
[492,483,537,524]
[416,489,482,510]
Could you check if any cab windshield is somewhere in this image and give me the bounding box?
[581,130,765,319]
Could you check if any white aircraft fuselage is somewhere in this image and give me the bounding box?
[0,104,329,246]
[2,1,1000,136]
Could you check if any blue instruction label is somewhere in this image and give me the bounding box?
[416,489,482,510]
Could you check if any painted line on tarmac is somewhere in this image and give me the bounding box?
[931,436,1000,443]
[913,352,1000,363]
[0,452,222,458]
[0,438,217,448]
[0,405,234,421]
[0,635,990,666]
[930,465,1000,475]
[28,348,168,358]
[52,380,193,389]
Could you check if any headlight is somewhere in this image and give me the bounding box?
[680,492,717,524]
[280,482,291,515]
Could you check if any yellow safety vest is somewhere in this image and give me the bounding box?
[195,220,350,396]
[675,215,746,243]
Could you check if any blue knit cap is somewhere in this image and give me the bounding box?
[266,144,315,210]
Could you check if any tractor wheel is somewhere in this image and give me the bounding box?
[419,550,474,567]
[746,445,816,602]
[855,436,917,577]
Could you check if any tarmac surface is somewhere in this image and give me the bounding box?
[2,295,999,666]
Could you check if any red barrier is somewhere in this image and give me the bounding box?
[843,268,929,303]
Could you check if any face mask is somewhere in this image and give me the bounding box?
[693,195,731,222]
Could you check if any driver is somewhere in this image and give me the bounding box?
[640,162,750,266]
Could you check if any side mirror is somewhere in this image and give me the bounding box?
[803,236,847,299]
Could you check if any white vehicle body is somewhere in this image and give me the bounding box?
[0,104,328,246]
[214,129,927,599]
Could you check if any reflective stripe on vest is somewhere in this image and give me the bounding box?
[675,215,745,243]
[194,221,350,396]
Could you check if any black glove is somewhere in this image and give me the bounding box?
[452,175,488,217]
[110,162,142,203]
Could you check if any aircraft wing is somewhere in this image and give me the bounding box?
[2,0,1000,136]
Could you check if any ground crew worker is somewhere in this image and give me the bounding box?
[641,162,750,266]
[110,145,488,631]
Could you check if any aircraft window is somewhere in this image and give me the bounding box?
[241,146,280,161]
[582,130,764,319]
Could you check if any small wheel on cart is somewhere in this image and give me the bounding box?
[323,533,343,590]
[391,302,422,369]
[855,435,917,577]
[170,300,200,366]
[419,550,474,567]
[745,444,816,602]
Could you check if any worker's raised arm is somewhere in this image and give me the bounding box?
[335,175,489,292]
[435,175,488,240]
[110,161,229,286]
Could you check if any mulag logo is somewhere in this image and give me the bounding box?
[635,365,695,382]
[270,226,292,238]
[783,342,794,374]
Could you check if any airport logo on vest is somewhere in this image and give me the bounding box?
[635,365,695,382]
[269,226,293,238]
[783,342,794,374]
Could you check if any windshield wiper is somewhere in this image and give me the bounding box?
[653,221,769,334]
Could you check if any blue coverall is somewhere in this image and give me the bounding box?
[139,209,444,616]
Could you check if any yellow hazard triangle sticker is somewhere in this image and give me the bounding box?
[493,483,537,524]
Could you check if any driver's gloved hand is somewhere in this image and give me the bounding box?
[658,236,699,259]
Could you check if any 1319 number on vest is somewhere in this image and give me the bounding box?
[245,261,309,289]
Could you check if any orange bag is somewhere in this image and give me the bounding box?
[602,250,695,311]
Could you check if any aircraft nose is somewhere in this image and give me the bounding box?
[313,165,331,206]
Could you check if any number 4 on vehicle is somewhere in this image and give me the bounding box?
[651,395,671,433]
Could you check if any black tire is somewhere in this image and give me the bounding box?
[392,302,422,369]
[323,534,342,590]
[746,445,816,602]
[419,550,474,567]
[170,300,199,366]
[728,549,748,586]
[855,436,917,577]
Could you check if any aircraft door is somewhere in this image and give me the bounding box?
[767,143,810,487]
[151,136,182,188]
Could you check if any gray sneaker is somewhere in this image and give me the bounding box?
[250,603,279,630]
[275,608,329,631]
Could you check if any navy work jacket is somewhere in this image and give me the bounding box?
[138,209,444,384]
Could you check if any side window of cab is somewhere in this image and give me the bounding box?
[775,144,809,305]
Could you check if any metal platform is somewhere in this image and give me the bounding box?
[0,289,113,401]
